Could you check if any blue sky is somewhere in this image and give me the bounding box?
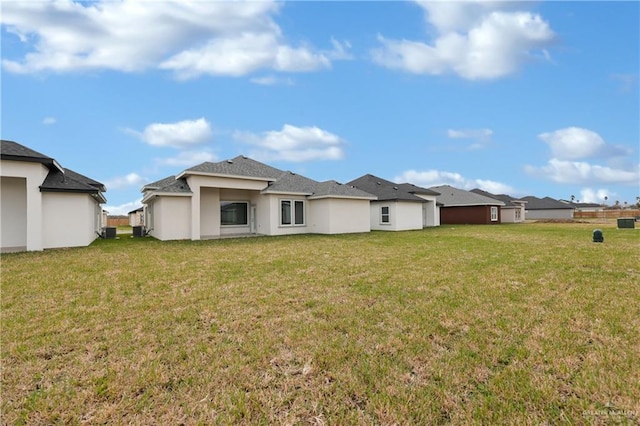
[2,1,638,214]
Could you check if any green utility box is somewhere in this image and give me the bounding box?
[592,229,604,243]
[617,218,635,229]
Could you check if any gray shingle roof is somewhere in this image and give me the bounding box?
[2,140,106,200]
[142,175,178,192]
[146,156,375,200]
[184,156,284,180]
[1,139,52,161]
[470,189,523,207]
[429,185,505,207]
[521,196,575,210]
[312,180,376,199]
[346,174,437,202]
[40,168,105,194]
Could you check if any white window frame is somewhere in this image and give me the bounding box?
[380,205,390,224]
[280,199,305,227]
[491,206,499,222]
[220,201,249,227]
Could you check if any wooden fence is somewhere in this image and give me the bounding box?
[107,216,130,227]
[574,209,640,219]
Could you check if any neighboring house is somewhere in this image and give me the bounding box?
[429,185,505,224]
[520,196,575,220]
[1,140,106,252]
[141,155,376,241]
[128,207,144,226]
[559,201,603,212]
[471,189,526,223]
[347,174,440,230]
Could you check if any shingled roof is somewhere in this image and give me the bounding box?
[470,189,525,208]
[347,174,438,202]
[182,156,284,180]
[520,196,575,210]
[143,156,376,201]
[2,140,106,201]
[429,185,505,207]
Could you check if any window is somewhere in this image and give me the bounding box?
[280,199,305,226]
[381,206,390,224]
[491,206,498,222]
[221,201,248,226]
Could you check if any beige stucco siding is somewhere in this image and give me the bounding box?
[154,196,191,241]
[262,194,310,236]
[370,201,423,231]
[1,176,27,251]
[1,160,49,251]
[42,192,100,249]
[310,198,370,234]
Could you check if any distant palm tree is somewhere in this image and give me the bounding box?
[570,194,575,202]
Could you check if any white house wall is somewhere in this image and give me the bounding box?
[154,196,191,241]
[1,160,48,251]
[42,192,100,249]
[370,201,423,231]
[263,194,310,236]
[310,198,370,234]
[1,176,27,251]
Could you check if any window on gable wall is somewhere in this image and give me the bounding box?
[381,206,390,224]
[281,199,305,226]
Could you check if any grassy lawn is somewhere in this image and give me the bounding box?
[2,223,638,424]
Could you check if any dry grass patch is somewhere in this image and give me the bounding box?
[2,223,639,424]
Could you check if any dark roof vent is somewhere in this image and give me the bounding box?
[376,182,381,185]
[393,186,398,190]
[227,159,233,164]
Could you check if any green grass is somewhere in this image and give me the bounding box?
[2,223,639,424]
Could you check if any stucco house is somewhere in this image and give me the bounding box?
[141,155,376,241]
[1,140,106,252]
[429,185,505,225]
[347,174,440,230]
[128,207,144,226]
[520,196,575,220]
[470,189,526,223]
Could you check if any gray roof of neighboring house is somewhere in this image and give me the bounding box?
[470,189,525,208]
[128,207,144,214]
[429,185,505,207]
[2,140,106,200]
[520,196,575,210]
[184,155,284,180]
[347,174,438,202]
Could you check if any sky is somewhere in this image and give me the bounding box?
[2,0,638,215]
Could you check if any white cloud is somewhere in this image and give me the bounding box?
[524,159,639,185]
[104,173,148,190]
[250,75,294,86]
[538,127,630,160]
[126,118,212,149]
[42,116,56,125]
[234,124,345,162]
[447,128,493,140]
[538,127,604,160]
[1,1,348,78]
[394,169,514,194]
[372,2,554,80]
[579,188,611,204]
[156,150,217,167]
[103,198,143,216]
